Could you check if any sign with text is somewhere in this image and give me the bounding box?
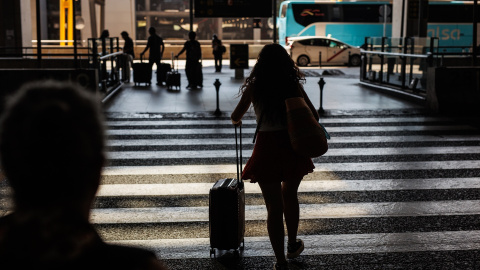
[194,0,272,18]
[230,44,249,69]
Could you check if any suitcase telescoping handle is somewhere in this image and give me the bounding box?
[171,52,177,72]
[234,125,243,183]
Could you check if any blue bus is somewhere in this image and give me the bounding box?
[278,0,477,49]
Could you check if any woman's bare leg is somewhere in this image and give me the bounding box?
[282,178,302,244]
[258,181,287,265]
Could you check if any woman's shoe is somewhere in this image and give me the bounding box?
[273,262,289,270]
[287,239,304,259]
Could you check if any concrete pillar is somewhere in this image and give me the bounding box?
[216,18,223,40]
[105,0,135,39]
[145,0,151,31]
[21,0,33,48]
[81,0,93,44]
[392,0,406,38]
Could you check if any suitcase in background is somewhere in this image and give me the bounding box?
[196,60,203,87]
[133,56,152,86]
[166,54,181,90]
[157,62,171,85]
[209,125,245,258]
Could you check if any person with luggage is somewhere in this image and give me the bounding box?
[212,34,224,72]
[0,80,168,270]
[231,44,318,270]
[140,27,165,85]
[121,31,135,82]
[176,31,202,89]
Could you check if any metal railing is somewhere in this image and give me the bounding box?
[0,37,127,95]
[360,36,477,95]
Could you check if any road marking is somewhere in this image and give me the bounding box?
[106,146,480,159]
[96,178,480,196]
[106,135,480,146]
[106,125,476,135]
[109,230,480,259]
[90,200,480,224]
[105,117,455,126]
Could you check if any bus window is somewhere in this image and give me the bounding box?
[332,6,341,22]
[281,4,287,18]
[343,4,388,23]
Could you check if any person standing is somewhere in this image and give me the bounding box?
[231,44,317,270]
[140,27,165,85]
[176,31,202,89]
[121,31,135,82]
[0,80,167,270]
[212,34,224,72]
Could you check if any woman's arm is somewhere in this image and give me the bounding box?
[301,88,320,121]
[231,88,252,125]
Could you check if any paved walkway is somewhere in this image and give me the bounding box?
[104,60,424,115]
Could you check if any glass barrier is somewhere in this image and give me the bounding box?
[361,36,441,93]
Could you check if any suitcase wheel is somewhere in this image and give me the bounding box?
[210,248,216,258]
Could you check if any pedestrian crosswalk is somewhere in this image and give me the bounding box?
[2,112,480,268]
[91,113,480,268]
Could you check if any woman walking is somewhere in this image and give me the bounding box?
[231,44,319,270]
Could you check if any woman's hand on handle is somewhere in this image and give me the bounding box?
[232,119,242,127]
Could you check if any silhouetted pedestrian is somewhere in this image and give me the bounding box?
[176,31,202,89]
[141,27,165,85]
[231,44,317,270]
[0,80,168,270]
[212,34,224,72]
[121,31,135,82]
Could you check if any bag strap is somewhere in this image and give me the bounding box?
[252,113,263,144]
[234,125,243,182]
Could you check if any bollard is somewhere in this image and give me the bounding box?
[318,77,326,114]
[318,51,322,68]
[214,79,222,116]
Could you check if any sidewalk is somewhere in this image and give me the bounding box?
[103,59,425,115]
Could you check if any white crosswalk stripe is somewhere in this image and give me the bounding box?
[110,230,480,259]
[106,125,475,135]
[91,200,480,224]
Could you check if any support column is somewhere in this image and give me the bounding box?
[392,0,405,38]
[20,0,33,49]
[81,0,92,45]
[216,18,223,40]
[88,0,97,37]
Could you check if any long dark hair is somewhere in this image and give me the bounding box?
[239,43,305,125]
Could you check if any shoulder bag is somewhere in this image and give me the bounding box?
[285,97,329,158]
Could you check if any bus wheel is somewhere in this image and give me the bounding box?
[349,54,361,66]
[297,55,310,67]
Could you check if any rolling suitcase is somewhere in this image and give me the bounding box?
[157,62,171,85]
[196,59,203,87]
[209,125,245,258]
[166,53,181,90]
[133,56,152,86]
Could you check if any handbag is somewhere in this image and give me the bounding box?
[285,97,328,157]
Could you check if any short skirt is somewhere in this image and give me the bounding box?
[242,130,315,183]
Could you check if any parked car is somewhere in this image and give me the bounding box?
[285,36,362,67]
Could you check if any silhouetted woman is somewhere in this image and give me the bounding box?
[231,44,318,270]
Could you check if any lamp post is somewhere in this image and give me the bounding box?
[318,77,326,114]
[214,79,222,116]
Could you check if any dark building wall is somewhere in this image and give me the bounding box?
[0,1,22,55]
